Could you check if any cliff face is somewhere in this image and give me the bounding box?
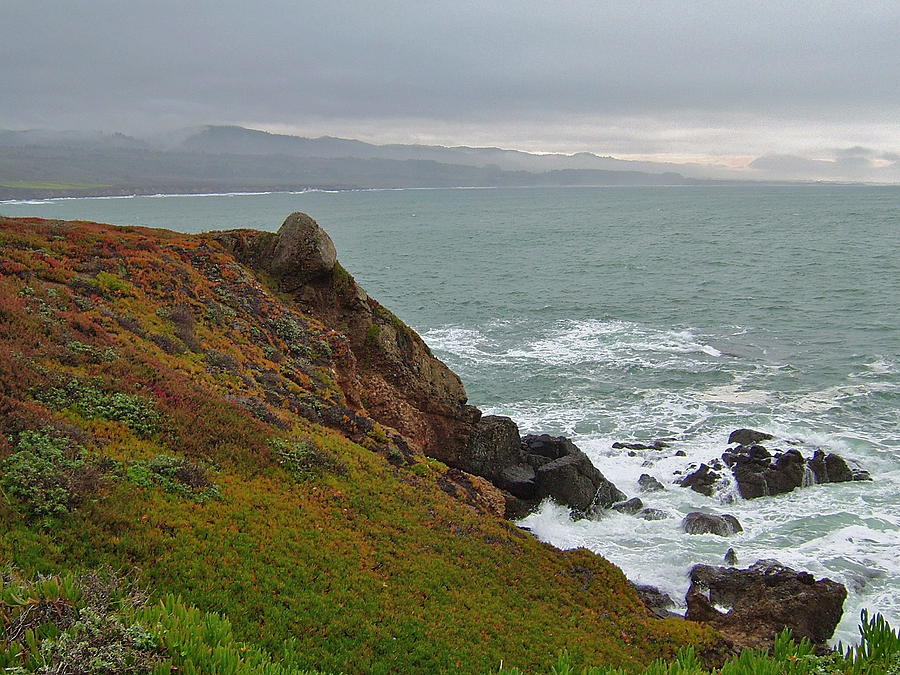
[213,212,482,467]
[213,214,625,521]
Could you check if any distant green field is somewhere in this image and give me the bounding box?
[0,180,111,189]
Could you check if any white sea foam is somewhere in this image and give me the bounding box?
[425,319,724,373]
[697,384,770,404]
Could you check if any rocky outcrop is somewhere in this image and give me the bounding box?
[214,213,625,520]
[489,433,627,518]
[637,507,668,521]
[466,415,522,481]
[685,560,847,650]
[724,445,863,498]
[631,583,677,619]
[612,497,644,515]
[727,428,774,446]
[525,434,627,515]
[676,429,870,500]
[214,212,480,465]
[612,440,669,451]
[677,463,721,497]
[266,212,338,287]
[638,474,665,492]
[682,512,742,536]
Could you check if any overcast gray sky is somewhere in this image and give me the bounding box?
[3,0,899,180]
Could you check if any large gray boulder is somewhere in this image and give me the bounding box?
[267,212,337,288]
[682,511,743,536]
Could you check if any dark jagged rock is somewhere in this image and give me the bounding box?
[466,415,522,482]
[685,560,847,650]
[724,548,738,566]
[523,434,627,514]
[732,448,805,498]
[726,444,861,499]
[727,428,774,446]
[807,449,829,484]
[637,508,669,521]
[824,452,854,483]
[852,467,872,481]
[612,440,668,451]
[497,463,537,499]
[682,512,742,536]
[638,473,665,492]
[674,450,687,457]
[611,497,644,515]
[631,583,677,619]
[676,463,720,497]
[535,453,613,513]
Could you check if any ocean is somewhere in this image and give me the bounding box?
[3,185,898,644]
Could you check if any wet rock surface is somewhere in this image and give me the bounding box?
[676,463,721,497]
[631,583,678,619]
[529,435,627,515]
[611,497,644,515]
[638,473,665,492]
[685,559,847,650]
[676,429,870,500]
[637,507,669,521]
[682,512,742,536]
[457,429,628,519]
[613,440,669,451]
[727,428,774,446]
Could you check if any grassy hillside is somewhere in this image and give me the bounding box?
[0,216,721,673]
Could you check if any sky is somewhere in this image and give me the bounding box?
[3,0,899,181]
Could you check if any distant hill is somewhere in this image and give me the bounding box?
[0,126,707,199]
[178,124,734,177]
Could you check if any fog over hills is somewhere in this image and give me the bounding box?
[176,125,742,179]
[0,125,706,199]
[2,124,898,200]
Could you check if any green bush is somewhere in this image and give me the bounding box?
[0,430,104,520]
[270,316,307,343]
[94,271,131,295]
[36,608,164,673]
[270,438,345,480]
[126,455,220,502]
[36,380,162,438]
[66,340,117,363]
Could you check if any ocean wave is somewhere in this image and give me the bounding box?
[424,318,725,373]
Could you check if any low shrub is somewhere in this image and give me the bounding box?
[126,455,220,502]
[0,430,106,520]
[35,607,164,674]
[269,438,346,480]
[65,340,117,363]
[94,271,131,295]
[35,380,162,438]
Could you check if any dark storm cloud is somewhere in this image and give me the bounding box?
[2,0,899,174]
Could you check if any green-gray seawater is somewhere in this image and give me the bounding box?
[3,185,898,644]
